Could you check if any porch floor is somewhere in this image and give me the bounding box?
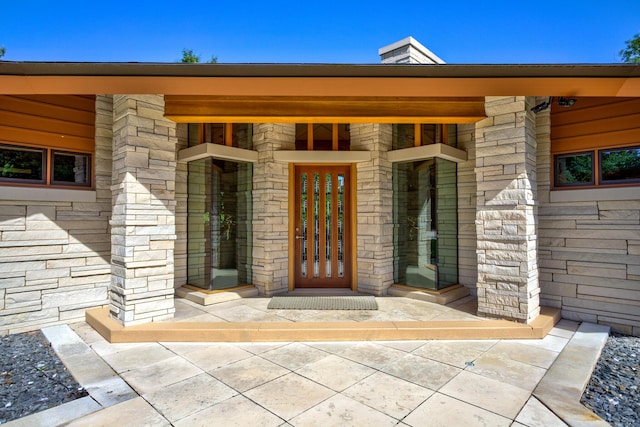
[86,293,559,343]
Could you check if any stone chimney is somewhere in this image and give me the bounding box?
[378,36,445,64]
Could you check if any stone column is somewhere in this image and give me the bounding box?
[109,95,177,326]
[351,123,394,295]
[251,123,295,295]
[475,96,540,322]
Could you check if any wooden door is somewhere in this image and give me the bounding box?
[294,165,351,288]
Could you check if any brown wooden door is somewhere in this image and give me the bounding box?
[294,165,351,288]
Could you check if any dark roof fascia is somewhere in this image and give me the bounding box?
[1,62,639,79]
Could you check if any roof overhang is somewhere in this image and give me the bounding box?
[1,62,638,123]
[1,63,639,97]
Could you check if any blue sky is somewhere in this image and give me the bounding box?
[1,1,638,64]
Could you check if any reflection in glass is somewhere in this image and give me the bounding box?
[554,152,594,187]
[600,147,640,184]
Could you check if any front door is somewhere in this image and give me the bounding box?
[294,165,351,288]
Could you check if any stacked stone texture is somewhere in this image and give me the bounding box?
[535,98,640,336]
[0,96,113,334]
[474,96,540,322]
[109,95,177,326]
[251,123,295,295]
[351,123,395,295]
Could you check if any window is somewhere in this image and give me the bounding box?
[554,152,594,187]
[0,145,46,184]
[0,143,92,188]
[553,145,640,188]
[600,147,640,185]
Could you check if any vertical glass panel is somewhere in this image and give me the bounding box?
[301,173,308,278]
[392,159,458,290]
[337,174,345,277]
[599,146,640,184]
[313,173,320,277]
[554,152,594,187]
[187,158,252,290]
[325,173,332,277]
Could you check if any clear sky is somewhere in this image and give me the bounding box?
[1,0,638,64]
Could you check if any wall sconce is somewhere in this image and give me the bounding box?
[531,96,577,113]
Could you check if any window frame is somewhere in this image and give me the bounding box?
[0,142,94,190]
[552,144,640,190]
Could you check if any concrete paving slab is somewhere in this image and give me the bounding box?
[119,356,202,394]
[243,372,335,420]
[533,322,610,427]
[343,371,434,419]
[335,342,408,369]
[209,355,289,392]
[289,393,397,426]
[295,354,376,391]
[403,393,512,427]
[176,343,253,371]
[142,373,237,423]
[65,397,169,427]
[412,339,497,368]
[260,342,330,370]
[380,353,462,390]
[4,397,100,427]
[439,370,530,419]
[485,340,559,369]
[172,395,283,427]
[515,396,567,427]
[467,352,547,392]
[99,343,175,373]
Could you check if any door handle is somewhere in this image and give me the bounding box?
[295,235,304,239]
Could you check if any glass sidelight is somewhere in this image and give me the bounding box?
[393,158,458,290]
[186,124,253,290]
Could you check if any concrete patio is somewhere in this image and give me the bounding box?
[6,296,610,426]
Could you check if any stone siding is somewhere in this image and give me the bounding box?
[457,123,478,292]
[109,95,177,326]
[352,123,394,295]
[0,96,113,334]
[251,123,294,295]
[474,96,540,322]
[536,102,640,335]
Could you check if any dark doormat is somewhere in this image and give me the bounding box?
[267,296,378,310]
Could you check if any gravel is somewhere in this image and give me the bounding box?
[0,331,88,424]
[581,333,639,427]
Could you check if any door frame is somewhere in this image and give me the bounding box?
[288,163,358,291]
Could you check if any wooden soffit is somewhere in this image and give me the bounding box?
[164,96,486,124]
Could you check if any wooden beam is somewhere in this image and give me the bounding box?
[414,124,421,147]
[165,96,487,123]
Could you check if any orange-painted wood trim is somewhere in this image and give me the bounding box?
[307,123,313,151]
[288,164,295,291]
[414,124,421,147]
[2,76,637,97]
[350,163,358,292]
[165,96,487,124]
[224,123,233,146]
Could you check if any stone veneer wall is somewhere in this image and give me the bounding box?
[536,101,640,336]
[251,123,295,295]
[474,96,540,322]
[174,124,189,288]
[109,95,177,326]
[457,123,478,292]
[0,96,113,334]
[351,123,394,295]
